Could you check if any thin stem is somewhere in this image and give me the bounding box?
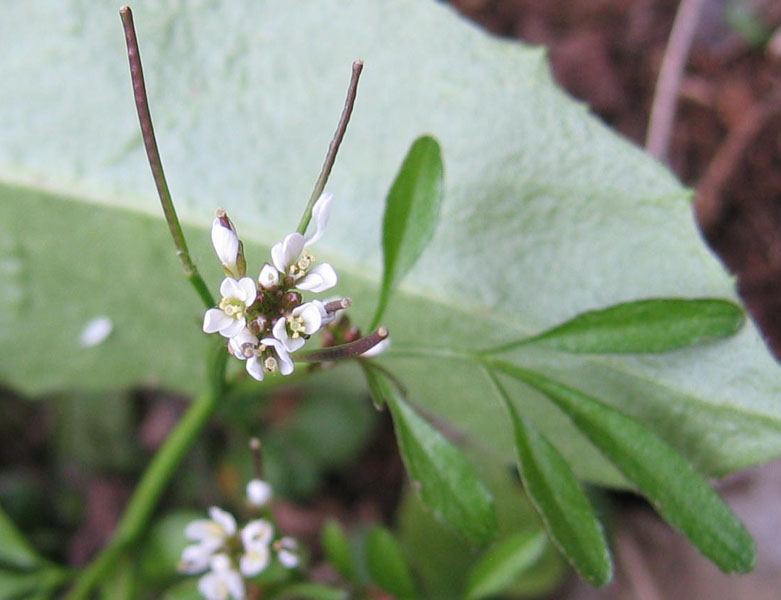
[120,6,214,309]
[65,344,228,600]
[296,60,364,235]
[296,327,388,362]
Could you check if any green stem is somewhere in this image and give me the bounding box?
[65,346,228,599]
[296,60,363,235]
[120,6,214,309]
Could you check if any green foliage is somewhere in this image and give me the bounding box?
[271,583,348,600]
[490,373,612,585]
[368,369,496,544]
[139,510,202,586]
[464,531,548,600]
[0,504,44,571]
[365,526,418,599]
[371,135,443,329]
[490,360,756,573]
[496,298,744,354]
[321,520,358,584]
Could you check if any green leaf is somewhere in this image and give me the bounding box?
[0,504,44,570]
[492,298,744,354]
[0,568,65,600]
[161,579,201,600]
[464,531,548,600]
[376,371,496,544]
[362,363,391,410]
[272,583,348,600]
[321,520,358,584]
[490,359,756,574]
[365,526,417,599]
[2,0,781,497]
[371,135,443,329]
[488,370,612,585]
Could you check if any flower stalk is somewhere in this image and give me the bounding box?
[120,5,214,309]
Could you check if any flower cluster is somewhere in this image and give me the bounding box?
[203,193,347,381]
[179,479,299,600]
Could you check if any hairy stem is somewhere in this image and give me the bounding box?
[296,327,388,362]
[120,5,214,309]
[296,60,364,235]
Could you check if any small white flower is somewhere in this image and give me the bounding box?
[246,479,272,507]
[361,337,391,358]
[257,263,279,290]
[185,507,238,552]
[305,192,333,246]
[272,303,323,353]
[239,519,274,576]
[275,537,299,569]
[198,554,245,600]
[259,337,295,376]
[179,543,214,574]
[211,211,242,278]
[295,263,337,293]
[203,277,258,338]
[78,316,113,348]
[271,233,306,276]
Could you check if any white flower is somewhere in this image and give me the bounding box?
[203,277,258,338]
[211,210,243,278]
[185,507,238,552]
[198,554,245,600]
[239,519,274,576]
[295,263,337,293]
[361,337,391,358]
[179,542,214,574]
[246,479,272,507]
[271,233,306,276]
[259,337,295,376]
[306,191,333,246]
[275,537,299,569]
[272,303,323,353]
[258,263,279,290]
[230,329,295,380]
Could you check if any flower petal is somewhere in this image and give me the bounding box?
[271,233,305,273]
[208,507,237,537]
[246,356,265,381]
[239,545,270,577]
[229,328,258,358]
[220,277,242,300]
[179,543,214,574]
[361,337,391,358]
[236,277,257,305]
[293,302,323,335]
[211,217,240,273]
[242,519,274,548]
[246,479,273,507]
[305,192,333,246]
[258,263,279,289]
[203,308,232,334]
[261,338,296,375]
[296,263,337,293]
[220,317,246,339]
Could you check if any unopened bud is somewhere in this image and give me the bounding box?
[249,315,268,336]
[282,291,302,310]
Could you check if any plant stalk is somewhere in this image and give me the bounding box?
[120,5,214,309]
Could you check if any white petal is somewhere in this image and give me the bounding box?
[271,233,305,272]
[203,309,232,334]
[229,328,258,358]
[293,302,323,334]
[278,549,299,569]
[211,217,240,271]
[242,519,274,548]
[271,318,303,353]
[198,571,223,600]
[220,317,246,339]
[246,479,273,507]
[261,338,295,375]
[236,277,257,304]
[179,543,213,574]
[185,519,223,546]
[240,545,270,577]
[296,263,337,293]
[305,192,333,246]
[224,570,246,599]
[361,337,391,358]
[78,316,113,348]
[208,507,237,537]
[258,263,279,289]
[219,277,243,300]
[246,356,265,381]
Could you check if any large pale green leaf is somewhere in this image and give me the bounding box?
[1,0,780,486]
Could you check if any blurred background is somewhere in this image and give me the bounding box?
[2,1,780,598]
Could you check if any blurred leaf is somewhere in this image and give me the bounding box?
[321,520,358,584]
[100,554,135,600]
[0,567,64,600]
[375,370,496,543]
[371,135,443,329]
[365,526,417,599]
[489,371,612,585]
[491,360,756,574]
[493,299,744,354]
[273,582,348,600]
[161,579,201,600]
[2,0,780,493]
[464,531,547,600]
[0,504,44,570]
